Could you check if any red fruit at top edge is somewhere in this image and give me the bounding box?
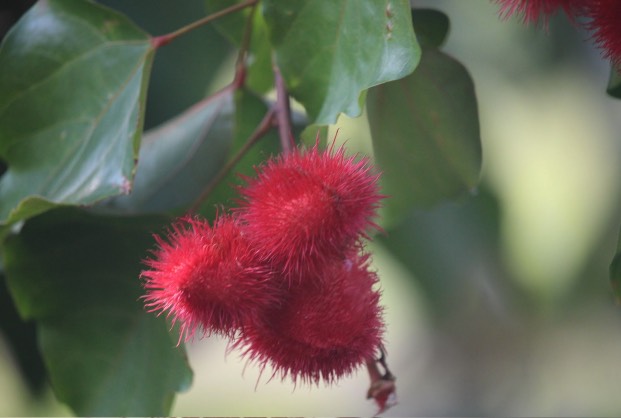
[237,143,383,281]
[585,0,621,66]
[496,0,585,24]
[141,215,278,341]
[237,253,384,384]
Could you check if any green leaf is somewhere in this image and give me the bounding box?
[0,274,47,396]
[606,65,621,99]
[367,48,481,224]
[100,89,235,214]
[99,0,234,129]
[378,189,521,319]
[206,0,273,94]
[0,0,154,225]
[3,209,192,415]
[262,0,421,125]
[411,8,450,49]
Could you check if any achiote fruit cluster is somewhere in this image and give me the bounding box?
[141,143,385,384]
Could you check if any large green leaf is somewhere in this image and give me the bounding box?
[367,48,481,223]
[2,209,192,415]
[206,0,273,94]
[0,0,154,225]
[100,89,235,214]
[262,0,421,125]
[379,189,523,320]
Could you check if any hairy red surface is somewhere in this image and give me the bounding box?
[141,216,279,341]
[496,0,585,23]
[237,254,384,384]
[237,143,383,281]
[586,0,621,66]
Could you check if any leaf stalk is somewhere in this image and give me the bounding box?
[272,60,295,154]
[188,108,277,213]
[152,0,258,48]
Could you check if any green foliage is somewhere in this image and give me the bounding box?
[263,0,421,124]
[206,0,273,94]
[0,274,47,396]
[367,10,480,223]
[101,89,236,214]
[0,0,154,225]
[98,0,234,129]
[379,188,523,319]
[411,8,450,48]
[3,209,191,416]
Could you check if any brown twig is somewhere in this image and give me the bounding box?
[188,108,277,213]
[152,0,258,48]
[232,1,258,88]
[272,58,295,153]
[365,346,397,414]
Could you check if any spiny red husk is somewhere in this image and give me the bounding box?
[585,0,621,67]
[237,143,383,281]
[495,0,621,66]
[496,0,585,24]
[141,140,389,392]
[141,215,279,341]
[237,254,384,384]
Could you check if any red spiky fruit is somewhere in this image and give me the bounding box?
[238,254,384,384]
[237,143,383,281]
[585,0,621,66]
[141,215,278,341]
[495,0,585,24]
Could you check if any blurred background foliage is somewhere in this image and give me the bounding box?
[2,0,621,416]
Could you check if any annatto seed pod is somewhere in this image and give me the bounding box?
[237,253,384,384]
[237,143,383,282]
[141,215,279,341]
[585,0,621,66]
[496,0,585,24]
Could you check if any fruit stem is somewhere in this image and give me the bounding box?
[152,0,258,48]
[273,59,295,154]
[365,346,397,414]
[232,1,258,88]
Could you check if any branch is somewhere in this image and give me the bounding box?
[232,1,259,88]
[152,0,258,48]
[365,346,397,414]
[188,108,277,213]
[272,60,295,153]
